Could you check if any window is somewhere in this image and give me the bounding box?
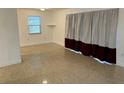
[28,16,41,34]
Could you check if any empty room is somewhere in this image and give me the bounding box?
[0,8,124,84]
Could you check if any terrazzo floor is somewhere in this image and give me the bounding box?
[0,43,124,84]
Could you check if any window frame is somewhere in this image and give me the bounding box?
[27,16,41,35]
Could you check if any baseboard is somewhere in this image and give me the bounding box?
[20,41,52,47]
[116,63,124,68]
[0,58,22,68]
[52,41,64,46]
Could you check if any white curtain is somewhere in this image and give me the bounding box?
[91,9,118,48]
[65,9,119,64]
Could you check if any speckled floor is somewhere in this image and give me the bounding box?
[0,43,124,84]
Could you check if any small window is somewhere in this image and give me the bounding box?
[28,16,41,34]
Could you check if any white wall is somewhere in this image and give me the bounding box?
[52,10,66,46]
[0,9,21,67]
[117,9,124,67]
[17,9,54,47]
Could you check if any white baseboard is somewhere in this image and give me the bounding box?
[0,58,22,68]
[52,41,64,46]
[20,41,52,47]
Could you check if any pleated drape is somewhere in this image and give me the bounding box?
[65,9,118,64]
